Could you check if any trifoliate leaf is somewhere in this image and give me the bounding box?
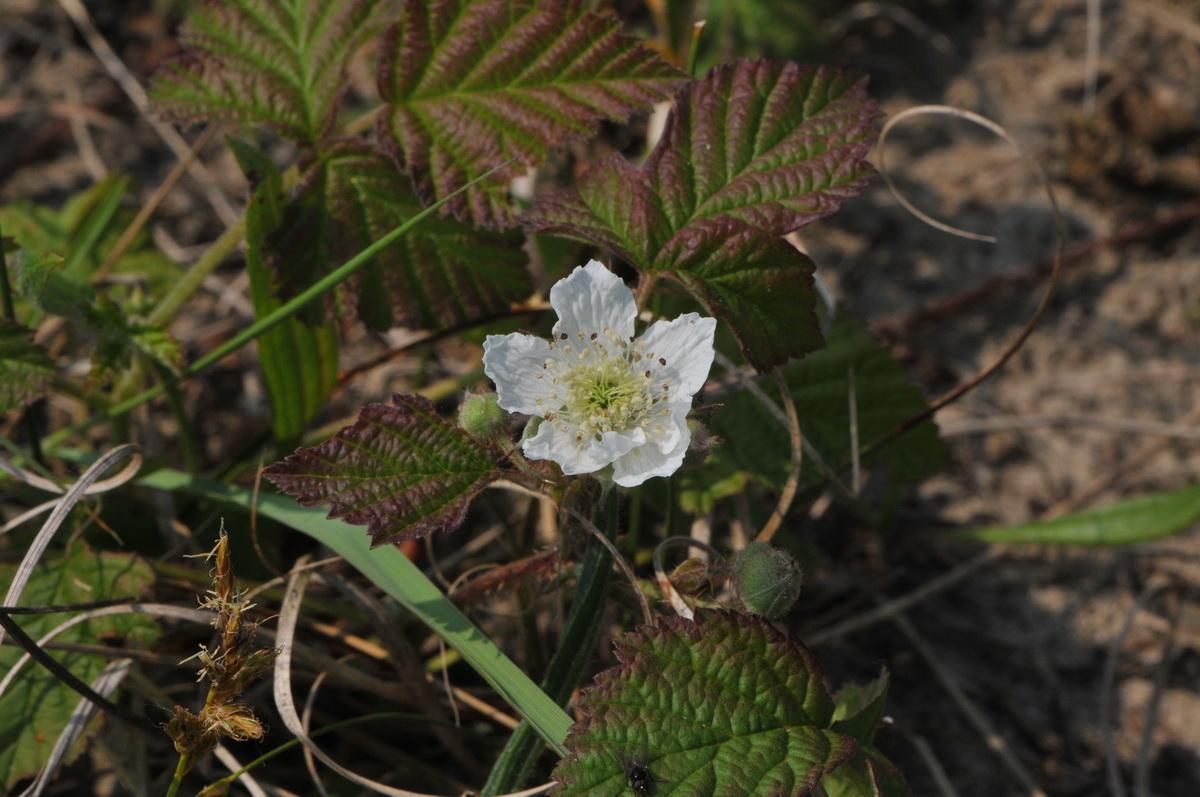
[266,138,530,330]
[152,0,395,142]
[377,0,686,228]
[553,610,859,796]
[263,394,502,546]
[528,60,879,370]
[700,311,948,493]
[0,319,53,412]
[0,546,157,793]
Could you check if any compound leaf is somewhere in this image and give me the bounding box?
[263,394,502,546]
[0,546,157,793]
[528,60,879,370]
[686,311,947,502]
[0,320,53,412]
[377,0,686,228]
[152,0,395,142]
[268,139,530,330]
[553,610,859,796]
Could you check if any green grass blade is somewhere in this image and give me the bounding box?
[962,483,1200,546]
[136,468,572,752]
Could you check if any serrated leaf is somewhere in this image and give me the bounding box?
[655,220,823,371]
[646,61,878,235]
[0,546,157,792]
[152,0,395,142]
[963,483,1200,546]
[268,138,530,330]
[688,311,947,503]
[263,393,502,546]
[377,0,686,227]
[528,60,879,369]
[88,294,184,381]
[231,137,339,442]
[553,610,858,797]
[0,319,54,411]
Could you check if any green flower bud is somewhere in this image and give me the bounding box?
[732,541,803,618]
[458,392,509,441]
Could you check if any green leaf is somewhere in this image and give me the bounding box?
[268,138,531,330]
[151,0,395,142]
[692,311,948,497]
[822,747,912,797]
[0,547,157,793]
[0,176,179,291]
[963,483,1200,546]
[0,319,54,411]
[832,670,890,745]
[231,138,339,442]
[698,0,828,70]
[87,295,184,381]
[553,610,860,797]
[377,0,686,227]
[528,60,879,369]
[263,393,502,546]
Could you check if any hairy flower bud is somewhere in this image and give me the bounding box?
[732,541,803,618]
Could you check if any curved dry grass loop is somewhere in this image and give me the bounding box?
[0,445,141,648]
[871,105,1066,452]
[17,658,134,797]
[275,560,447,797]
[755,370,804,543]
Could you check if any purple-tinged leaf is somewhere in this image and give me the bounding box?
[377,0,687,228]
[152,0,396,142]
[646,60,879,234]
[525,154,669,267]
[263,394,502,546]
[554,610,860,797]
[527,60,879,370]
[267,139,530,330]
[655,219,823,372]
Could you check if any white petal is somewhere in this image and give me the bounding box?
[483,333,556,415]
[524,423,642,475]
[549,260,636,342]
[638,313,716,397]
[648,404,690,454]
[612,425,691,487]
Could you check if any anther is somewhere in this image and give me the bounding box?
[659,358,666,366]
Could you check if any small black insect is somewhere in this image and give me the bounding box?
[616,750,666,796]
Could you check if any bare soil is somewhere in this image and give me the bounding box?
[2,1,1199,796]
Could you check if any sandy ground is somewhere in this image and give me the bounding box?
[2,0,1199,795]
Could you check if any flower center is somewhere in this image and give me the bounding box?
[540,327,672,446]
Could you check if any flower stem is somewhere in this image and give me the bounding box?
[481,490,619,795]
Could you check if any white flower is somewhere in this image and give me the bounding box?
[483,260,717,487]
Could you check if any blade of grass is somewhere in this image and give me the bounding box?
[44,159,516,448]
[136,467,573,752]
[961,483,1200,546]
